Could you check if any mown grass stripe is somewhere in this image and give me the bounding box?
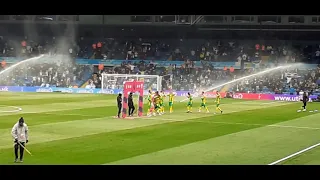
[0,99,291,130]
[0,98,279,128]
[0,99,115,117]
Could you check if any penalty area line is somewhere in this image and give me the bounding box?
[268,142,320,165]
[0,105,22,113]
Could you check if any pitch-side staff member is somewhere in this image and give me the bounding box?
[11,117,29,163]
[128,92,135,116]
[117,93,122,118]
[301,92,309,111]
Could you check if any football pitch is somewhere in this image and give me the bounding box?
[0,92,319,165]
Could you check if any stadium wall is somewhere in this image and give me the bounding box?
[0,86,317,102]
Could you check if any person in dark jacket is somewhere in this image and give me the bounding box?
[128,92,135,116]
[117,93,122,118]
[302,92,308,111]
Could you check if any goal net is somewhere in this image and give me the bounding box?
[101,73,162,92]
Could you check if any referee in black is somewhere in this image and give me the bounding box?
[117,93,122,118]
[128,92,135,116]
[302,91,308,111]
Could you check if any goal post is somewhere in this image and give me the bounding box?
[101,73,162,92]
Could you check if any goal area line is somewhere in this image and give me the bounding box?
[268,142,320,165]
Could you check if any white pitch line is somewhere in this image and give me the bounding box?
[41,112,99,117]
[15,104,115,116]
[268,142,320,165]
[0,105,22,113]
[268,124,320,130]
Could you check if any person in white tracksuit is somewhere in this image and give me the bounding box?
[11,117,29,163]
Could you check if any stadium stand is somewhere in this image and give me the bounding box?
[0,20,319,95]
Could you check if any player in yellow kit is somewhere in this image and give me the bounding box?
[146,90,155,116]
[215,91,223,114]
[198,92,209,113]
[186,92,193,113]
[154,91,162,115]
[168,92,175,113]
[159,91,166,114]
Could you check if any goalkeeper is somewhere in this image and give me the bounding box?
[198,92,209,113]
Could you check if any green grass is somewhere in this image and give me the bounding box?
[0,92,319,165]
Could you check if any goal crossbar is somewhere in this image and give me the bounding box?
[101,73,162,91]
[104,74,160,78]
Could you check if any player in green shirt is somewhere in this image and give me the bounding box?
[186,92,193,113]
[146,90,154,116]
[198,92,209,113]
[215,91,223,114]
[160,91,166,114]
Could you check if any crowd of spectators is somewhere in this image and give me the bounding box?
[0,34,319,94]
[2,36,320,64]
[0,54,91,87]
[232,65,320,95]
